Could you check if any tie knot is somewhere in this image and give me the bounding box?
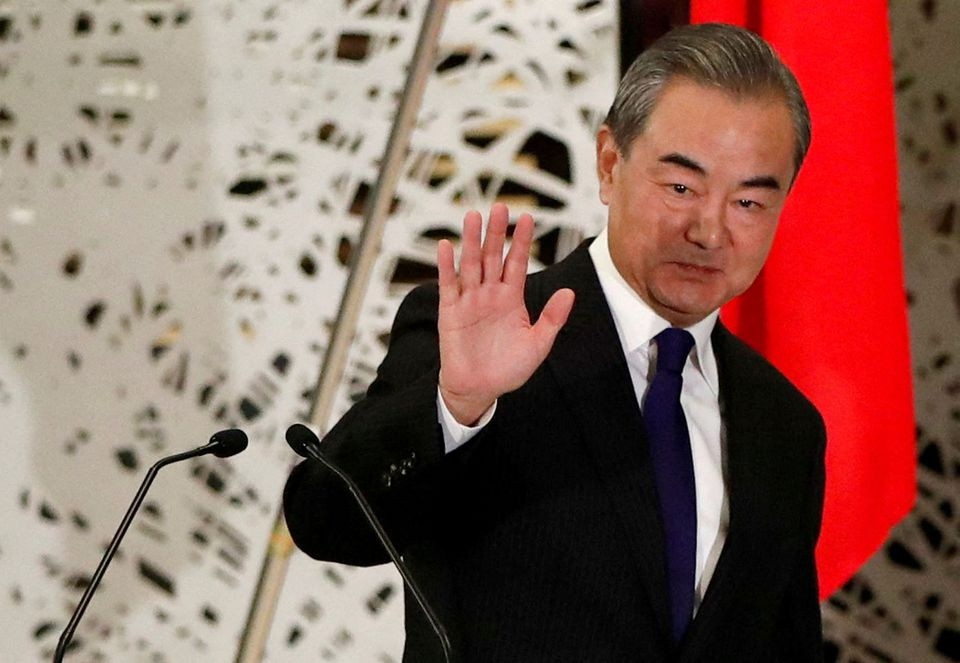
[654,328,695,375]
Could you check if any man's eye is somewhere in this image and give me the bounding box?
[737,199,759,209]
[672,184,689,195]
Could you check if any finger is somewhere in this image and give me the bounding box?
[460,210,483,290]
[502,212,535,288]
[531,288,575,360]
[437,239,458,306]
[482,203,509,283]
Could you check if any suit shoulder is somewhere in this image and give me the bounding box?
[395,281,440,321]
[714,325,824,431]
[522,239,597,314]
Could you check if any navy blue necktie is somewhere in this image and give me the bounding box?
[644,328,697,642]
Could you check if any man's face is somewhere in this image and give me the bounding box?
[597,77,797,327]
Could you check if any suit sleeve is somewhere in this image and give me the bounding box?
[283,283,453,566]
[772,411,828,662]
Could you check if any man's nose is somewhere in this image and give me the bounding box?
[685,200,726,250]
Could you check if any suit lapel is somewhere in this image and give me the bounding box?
[679,323,773,655]
[529,244,674,643]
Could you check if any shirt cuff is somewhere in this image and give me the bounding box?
[436,387,496,454]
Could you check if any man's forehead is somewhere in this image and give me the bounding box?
[632,80,796,181]
[654,75,789,111]
[645,78,790,126]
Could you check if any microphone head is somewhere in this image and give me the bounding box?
[286,423,320,458]
[209,429,248,458]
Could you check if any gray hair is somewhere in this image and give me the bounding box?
[604,23,811,176]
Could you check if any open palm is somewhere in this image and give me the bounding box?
[437,204,575,425]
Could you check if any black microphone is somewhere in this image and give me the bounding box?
[54,429,248,662]
[285,423,452,663]
[206,428,249,458]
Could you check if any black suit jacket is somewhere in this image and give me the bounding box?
[284,242,827,662]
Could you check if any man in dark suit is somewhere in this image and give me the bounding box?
[284,23,826,662]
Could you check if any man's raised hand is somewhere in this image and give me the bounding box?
[437,204,575,425]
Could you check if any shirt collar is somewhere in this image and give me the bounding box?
[588,227,720,396]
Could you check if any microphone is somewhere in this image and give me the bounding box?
[205,428,249,458]
[54,429,248,662]
[285,423,452,663]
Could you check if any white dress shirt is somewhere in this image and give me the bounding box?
[437,229,729,611]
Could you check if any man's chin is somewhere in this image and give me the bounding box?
[649,285,724,325]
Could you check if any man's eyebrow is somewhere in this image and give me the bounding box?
[659,152,784,191]
[740,175,782,191]
[658,152,706,175]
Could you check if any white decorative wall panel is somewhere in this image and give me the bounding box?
[0,0,424,660]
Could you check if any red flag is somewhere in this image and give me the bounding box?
[690,0,915,598]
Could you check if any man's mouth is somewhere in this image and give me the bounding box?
[672,261,723,275]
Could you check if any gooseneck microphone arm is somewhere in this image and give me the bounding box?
[53,429,248,662]
[285,424,452,663]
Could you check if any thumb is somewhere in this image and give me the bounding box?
[530,288,575,360]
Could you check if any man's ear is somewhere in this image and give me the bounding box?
[596,125,620,206]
